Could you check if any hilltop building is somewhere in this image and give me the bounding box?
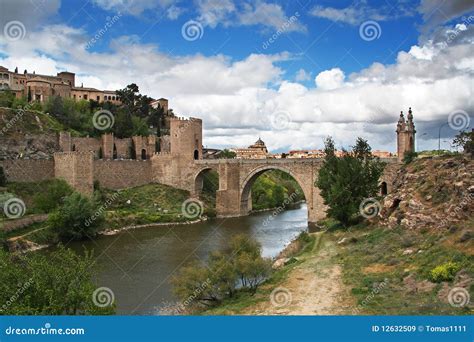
[0,65,120,104]
[231,138,269,159]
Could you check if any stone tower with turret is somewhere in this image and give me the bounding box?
[396,107,416,162]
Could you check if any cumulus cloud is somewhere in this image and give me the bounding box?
[0,8,472,153]
[315,68,345,90]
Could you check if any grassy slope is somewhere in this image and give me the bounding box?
[330,220,473,315]
[0,107,68,136]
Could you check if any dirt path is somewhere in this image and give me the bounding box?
[243,232,355,315]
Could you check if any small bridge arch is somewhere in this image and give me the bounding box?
[239,165,310,215]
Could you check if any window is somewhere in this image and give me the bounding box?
[141,149,147,160]
[194,149,199,160]
[84,94,88,100]
[97,95,100,101]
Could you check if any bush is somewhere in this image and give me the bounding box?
[430,262,461,282]
[33,179,73,212]
[403,151,418,164]
[48,192,104,241]
[0,246,115,314]
[0,166,6,186]
[172,234,272,308]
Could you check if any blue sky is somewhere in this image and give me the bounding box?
[0,0,473,152]
[58,0,421,83]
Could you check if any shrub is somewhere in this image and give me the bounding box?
[48,192,104,241]
[0,166,6,186]
[403,151,418,164]
[0,246,115,314]
[33,179,73,212]
[429,262,461,282]
[172,234,272,308]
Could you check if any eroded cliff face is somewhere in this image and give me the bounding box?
[0,107,60,160]
[379,155,474,230]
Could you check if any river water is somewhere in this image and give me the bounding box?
[67,204,308,315]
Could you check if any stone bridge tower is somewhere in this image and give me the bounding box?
[396,107,416,162]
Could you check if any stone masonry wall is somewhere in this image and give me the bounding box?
[54,152,94,195]
[94,160,152,189]
[0,159,54,182]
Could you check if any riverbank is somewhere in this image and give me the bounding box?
[201,219,473,315]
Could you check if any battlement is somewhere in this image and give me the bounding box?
[171,116,202,123]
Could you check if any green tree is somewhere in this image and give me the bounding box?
[453,130,473,158]
[48,192,104,240]
[172,235,272,309]
[0,246,115,315]
[0,166,6,186]
[218,149,236,159]
[317,137,385,226]
[33,179,73,212]
[0,90,15,107]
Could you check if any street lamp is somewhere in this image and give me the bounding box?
[418,133,427,152]
[438,122,449,154]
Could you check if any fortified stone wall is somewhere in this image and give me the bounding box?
[59,132,156,160]
[54,152,94,195]
[94,160,152,189]
[0,159,54,182]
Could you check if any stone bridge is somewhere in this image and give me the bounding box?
[154,157,400,225]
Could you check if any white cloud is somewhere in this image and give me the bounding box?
[195,0,306,32]
[0,19,472,153]
[295,68,310,82]
[315,68,345,90]
[309,0,414,25]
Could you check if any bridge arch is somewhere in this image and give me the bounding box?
[193,166,219,196]
[239,165,310,215]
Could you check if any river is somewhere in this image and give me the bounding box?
[67,203,308,315]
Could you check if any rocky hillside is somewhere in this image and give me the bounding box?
[0,107,64,159]
[379,155,474,230]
